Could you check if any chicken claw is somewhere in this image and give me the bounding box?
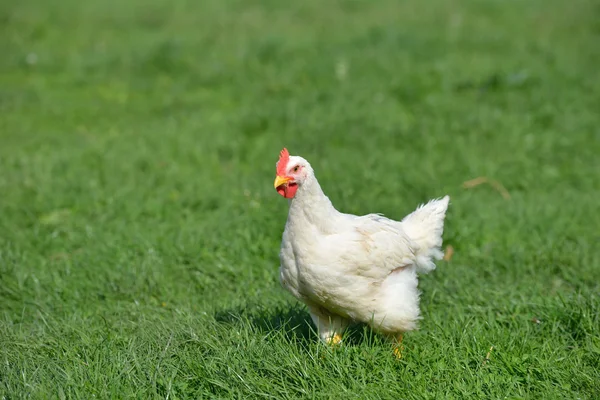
[392,333,404,359]
[325,333,343,346]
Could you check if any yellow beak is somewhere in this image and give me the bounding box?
[274,175,292,188]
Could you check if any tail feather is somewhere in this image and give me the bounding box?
[401,195,450,274]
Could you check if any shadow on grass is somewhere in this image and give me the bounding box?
[214,303,380,347]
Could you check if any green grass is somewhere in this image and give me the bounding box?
[1,0,599,398]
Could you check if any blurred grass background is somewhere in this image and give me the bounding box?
[1,0,599,398]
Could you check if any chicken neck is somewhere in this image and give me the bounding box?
[286,176,340,235]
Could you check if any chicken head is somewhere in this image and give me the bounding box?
[273,148,313,199]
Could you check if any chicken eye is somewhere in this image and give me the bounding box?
[292,166,299,173]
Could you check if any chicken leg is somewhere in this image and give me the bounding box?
[308,305,349,345]
[392,333,404,359]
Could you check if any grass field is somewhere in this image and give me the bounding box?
[1,0,599,398]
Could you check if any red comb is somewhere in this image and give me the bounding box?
[276,148,290,176]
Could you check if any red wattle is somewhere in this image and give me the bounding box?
[284,183,298,198]
[276,183,298,199]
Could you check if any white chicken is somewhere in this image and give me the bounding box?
[273,148,449,357]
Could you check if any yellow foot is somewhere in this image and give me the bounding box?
[393,333,404,359]
[393,344,405,359]
[325,333,343,346]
